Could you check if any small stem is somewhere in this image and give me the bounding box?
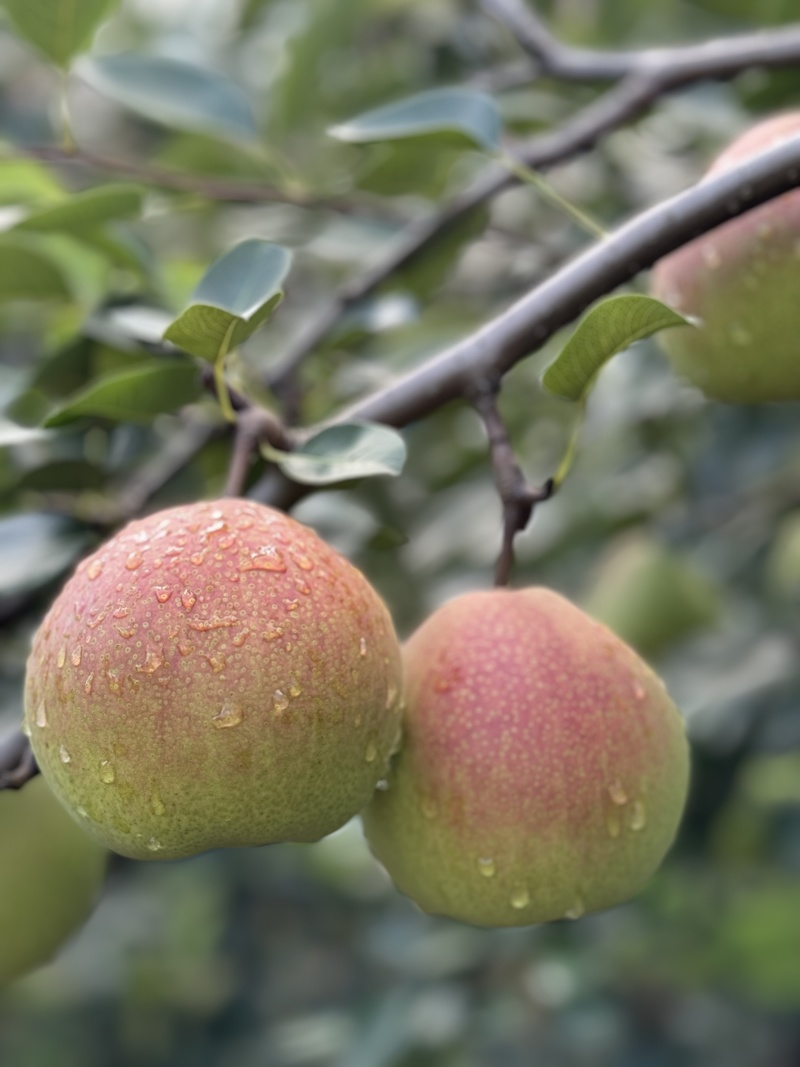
[552,394,588,489]
[497,151,607,239]
[59,72,75,151]
[214,321,239,424]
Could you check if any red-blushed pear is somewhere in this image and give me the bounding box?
[25,499,403,860]
[362,588,689,927]
[652,112,800,402]
[0,776,107,986]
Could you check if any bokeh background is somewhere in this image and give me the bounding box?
[2,0,800,1063]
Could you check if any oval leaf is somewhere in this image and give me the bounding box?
[44,360,200,427]
[1,0,120,67]
[541,294,694,401]
[263,422,407,486]
[329,88,502,152]
[164,240,292,362]
[77,54,258,143]
[15,184,144,235]
[0,237,71,301]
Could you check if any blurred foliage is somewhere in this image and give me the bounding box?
[0,0,799,1065]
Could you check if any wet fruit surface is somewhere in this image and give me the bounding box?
[25,499,403,860]
[363,588,689,927]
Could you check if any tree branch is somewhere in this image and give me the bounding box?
[266,17,800,397]
[255,131,800,509]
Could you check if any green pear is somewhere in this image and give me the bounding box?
[25,499,403,860]
[583,532,719,656]
[363,588,689,927]
[652,111,800,402]
[0,775,106,986]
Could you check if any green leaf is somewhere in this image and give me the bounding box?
[329,88,502,152]
[77,54,258,143]
[15,184,144,235]
[262,422,407,486]
[0,0,120,67]
[0,237,71,301]
[0,155,64,204]
[164,240,292,362]
[541,294,694,401]
[43,360,200,427]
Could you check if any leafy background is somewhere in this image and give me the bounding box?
[1,0,800,1064]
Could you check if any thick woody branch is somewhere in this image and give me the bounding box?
[267,18,800,395]
[341,133,800,427]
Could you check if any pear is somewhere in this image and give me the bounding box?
[583,531,719,656]
[652,111,800,402]
[25,499,403,860]
[363,588,689,927]
[0,775,106,985]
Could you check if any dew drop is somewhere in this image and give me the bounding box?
[232,628,251,647]
[87,560,104,581]
[21,720,31,738]
[35,701,47,729]
[137,650,163,674]
[262,625,284,642]
[375,779,390,791]
[293,553,314,571]
[154,586,172,603]
[510,888,530,910]
[77,806,89,819]
[99,760,115,784]
[181,590,197,612]
[632,681,646,702]
[288,682,302,698]
[477,857,496,878]
[190,551,206,566]
[213,701,243,729]
[606,812,621,839]
[116,623,138,639]
[125,551,143,571]
[283,599,299,613]
[365,740,378,763]
[150,794,166,816]
[359,637,368,658]
[206,654,226,673]
[57,646,66,669]
[240,547,286,572]
[146,837,163,853]
[607,779,628,806]
[59,745,71,765]
[273,690,289,716]
[629,799,647,831]
[113,607,130,619]
[564,897,585,921]
[106,669,121,694]
[178,642,195,657]
[71,646,82,667]
[84,672,95,695]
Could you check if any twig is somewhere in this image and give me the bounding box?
[473,389,553,586]
[24,143,387,215]
[0,730,39,790]
[266,16,800,398]
[223,406,294,498]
